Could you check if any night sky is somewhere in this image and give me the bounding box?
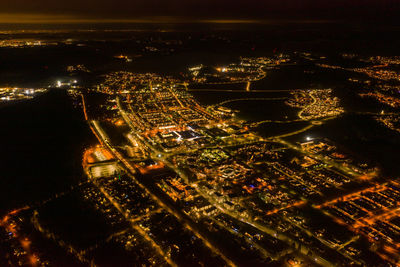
[0,0,399,23]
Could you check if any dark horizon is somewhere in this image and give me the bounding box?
[0,0,399,24]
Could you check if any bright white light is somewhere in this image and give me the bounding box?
[56,81,62,87]
[306,136,312,141]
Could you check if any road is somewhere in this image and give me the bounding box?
[212,97,287,108]
[82,93,237,267]
[83,85,364,267]
[188,89,298,93]
[113,91,345,267]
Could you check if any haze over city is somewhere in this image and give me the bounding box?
[0,0,399,23]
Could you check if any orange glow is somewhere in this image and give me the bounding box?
[114,119,125,126]
[0,207,38,266]
[21,239,31,249]
[316,183,384,209]
[136,161,165,174]
[265,201,305,216]
[83,146,114,166]
[29,255,39,266]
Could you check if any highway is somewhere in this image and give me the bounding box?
[113,90,343,266]
[194,186,333,267]
[82,93,237,267]
[80,81,362,267]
